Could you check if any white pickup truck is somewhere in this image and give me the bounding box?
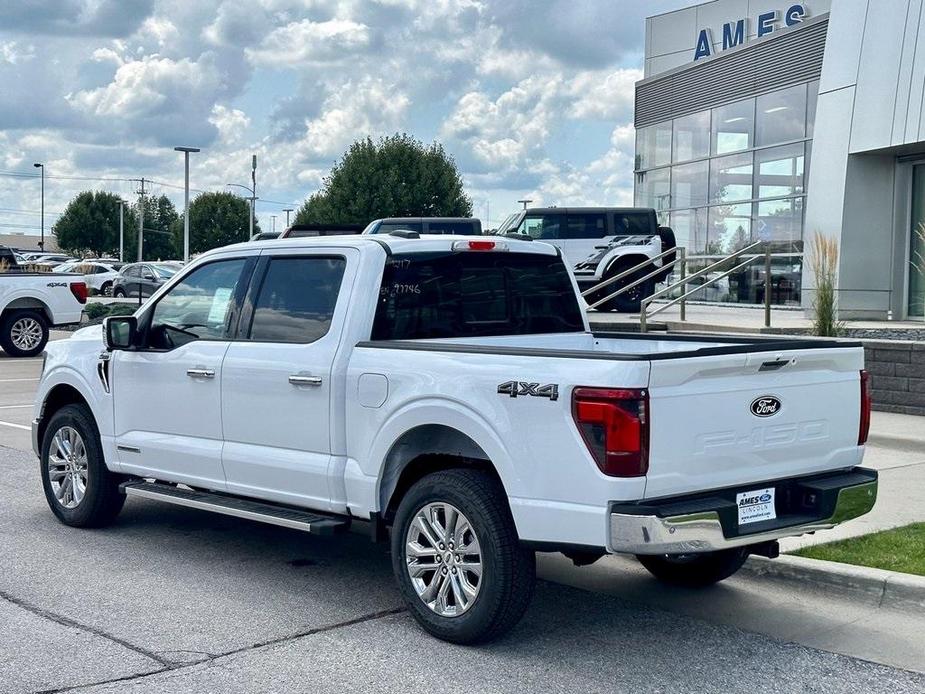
[0,248,87,357]
[32,233,877,643]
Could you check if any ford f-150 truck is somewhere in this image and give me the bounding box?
[32,233,876,643]
[1,248,87,357]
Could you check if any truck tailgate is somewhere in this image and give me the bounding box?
[645,346,865,499]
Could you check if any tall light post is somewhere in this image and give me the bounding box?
[251,154,257,238]
[118,200,126,262]
[517,198,533,210]
[283,208,293,227]
[174,146,200,262]
[226,183,257,238]
[271,215,277,234]
[33,163,44,250]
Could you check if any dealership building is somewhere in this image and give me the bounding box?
[635,0,925,319]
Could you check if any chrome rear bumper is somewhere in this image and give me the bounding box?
[610,470,877,555]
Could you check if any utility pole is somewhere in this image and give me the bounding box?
[283,208,293,226]
[271,215,277,234]
[134,178,147,263]
[174,146,200,263]
[251,154,257,237]
[33,163,44,250]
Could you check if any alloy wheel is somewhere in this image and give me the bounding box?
[405,502,483,617]
[47,426,88,509]
[10,317,43,351]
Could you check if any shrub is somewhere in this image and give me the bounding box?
[84,302,136,321]
[808,232,844,337]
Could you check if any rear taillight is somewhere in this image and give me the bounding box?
[859,369,871,445]
[572,387,649,477]
[69,281,88,304]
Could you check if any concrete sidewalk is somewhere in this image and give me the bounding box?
[781,410,925,551]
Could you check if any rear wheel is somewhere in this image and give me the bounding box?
[113,287,126,298]
[636,548,749,587]
[391,469,535,644]
[593,261,655,313]
[0,309,49,357]
[100,282,113,297]
[40,404,125,527]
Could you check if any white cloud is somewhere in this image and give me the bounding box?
[246,19,371,67]
[297,77,409,160]
[0,41,35,65]
[568,68,642,121]
[209,105,251,146]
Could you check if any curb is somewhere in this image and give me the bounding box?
[742,554,925,610]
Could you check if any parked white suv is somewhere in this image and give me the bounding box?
[54,260,125,296]
[32,233,876,642]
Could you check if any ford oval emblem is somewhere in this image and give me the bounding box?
[750,396,781,417]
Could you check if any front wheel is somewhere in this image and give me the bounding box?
[100,282,113,297]
[0,309,49,357]
[113,287,126,298]
[40,404,125,527]
[391,469,535,644]
[636,548,749,587]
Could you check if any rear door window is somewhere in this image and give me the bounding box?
[565,213,608,239]
[374,222,424,235]
[248,257,347,343]
[426,221,480,235]
[371,251,584,340]
[613,212,653,236]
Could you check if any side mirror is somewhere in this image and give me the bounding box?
[103,316,137,351]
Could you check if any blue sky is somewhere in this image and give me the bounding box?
[0,0,695,239]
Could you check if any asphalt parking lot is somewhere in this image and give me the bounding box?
[1,342,924,693]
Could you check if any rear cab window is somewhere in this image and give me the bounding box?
[613,211,655,236]
[371,250,584,340]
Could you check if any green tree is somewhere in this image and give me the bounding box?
[124,194,179,261]
[295,133,472,225]
[171,191,258,255]
[53,191,136,257]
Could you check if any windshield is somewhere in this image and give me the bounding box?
[496,212,523,234]
[371,250,584,340]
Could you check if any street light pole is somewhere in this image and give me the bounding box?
[251,154,257,238]
[174,146,200,262]
[226,183,257,237]
[119,201,125,262]
[271,215,277,234]
[283,208,293,227]
[33,163,44,250]
[517,198,533,210]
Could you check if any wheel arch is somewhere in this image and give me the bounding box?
[37,383,92,450]
[603,253,652,277]
[2,296,53,325]
[378,423,507,523]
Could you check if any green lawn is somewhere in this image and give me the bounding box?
[792,523,925,576]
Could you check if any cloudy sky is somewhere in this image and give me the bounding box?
[0,0,694,241]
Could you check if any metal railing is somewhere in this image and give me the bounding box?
[580,246,683,311]
[640,241,772,332]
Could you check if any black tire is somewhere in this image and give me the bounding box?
[391,469,535,644]
[40,404,125,527]
[636,548,749,587]
[113,287,126,298]
[593,261,655,313]
[0,309,49,357]
[100,282,113,297]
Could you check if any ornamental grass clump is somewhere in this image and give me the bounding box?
[808,232,844,337]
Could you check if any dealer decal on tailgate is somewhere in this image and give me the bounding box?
[737,488,776,525]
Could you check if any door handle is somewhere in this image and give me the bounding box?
[289,374,322,387]
[187,368,215,379]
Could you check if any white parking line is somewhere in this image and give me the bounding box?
[0,420,30,431]
[0,405,32,410]
[0,378,39,383]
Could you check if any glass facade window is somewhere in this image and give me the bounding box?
[669,208,708,252]
[636,122,672,169]
[672,110,710,162]
[755,143,804,198]
[711,99,755,154]
[634,81,817,306]
[710,152,753,203]
[708,204,752,254]
[671,160,709,208]
[636,167,671,213]
[756,84,806,146]
[909,166,925,317]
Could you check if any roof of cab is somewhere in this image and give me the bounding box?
[203,233,559,258]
